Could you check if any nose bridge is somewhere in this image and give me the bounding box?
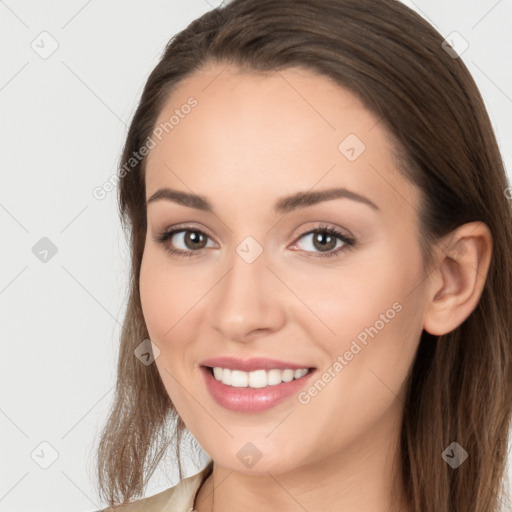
[219,240,268,313]
[208,238,284,340]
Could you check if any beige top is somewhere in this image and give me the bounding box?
[100,460,214,512]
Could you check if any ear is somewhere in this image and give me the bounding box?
[422,221,493,336]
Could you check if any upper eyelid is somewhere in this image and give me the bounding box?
[160,223,217,243]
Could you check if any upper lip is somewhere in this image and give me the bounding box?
[200,356,315,372]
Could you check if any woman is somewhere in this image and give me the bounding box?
[96,1,512,511]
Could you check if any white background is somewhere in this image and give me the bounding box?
[1,1,511,511]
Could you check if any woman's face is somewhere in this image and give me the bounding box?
[140,63,430,474]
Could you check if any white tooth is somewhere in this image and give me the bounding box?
[230,369,249,387]
[222,368,232,385]
[248,369,267,388]
[281,369,294,382]
[212,367,310,387]
[267,369,283,385]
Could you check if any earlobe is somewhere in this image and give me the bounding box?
[422,221,493,336]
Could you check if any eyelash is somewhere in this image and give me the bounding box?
[153,224,356,260]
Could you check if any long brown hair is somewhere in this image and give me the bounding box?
[95,1,512,510]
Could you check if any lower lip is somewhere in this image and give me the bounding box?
[200,366,316,413]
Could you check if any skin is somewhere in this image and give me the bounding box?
[139,63,492,512]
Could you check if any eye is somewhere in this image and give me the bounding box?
[153,223,356,259]
[290,224,356,259]
[153,227,215,258]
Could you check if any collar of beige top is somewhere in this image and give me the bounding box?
[166,459,213,512]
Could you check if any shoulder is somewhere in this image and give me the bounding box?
[97,460,213,512]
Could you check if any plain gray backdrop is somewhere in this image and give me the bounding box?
[1,1,511,511]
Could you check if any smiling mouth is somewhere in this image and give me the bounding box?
[204,365,315,388]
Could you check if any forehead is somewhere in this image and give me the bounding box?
[145,64,419,220]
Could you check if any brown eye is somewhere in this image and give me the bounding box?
[292,225,356,259]
[154,228,215,257]
[310,231,338,252]
[181,230,208,250]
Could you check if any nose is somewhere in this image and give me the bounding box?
[207,244,287,343]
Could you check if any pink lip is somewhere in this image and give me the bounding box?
[200,356,314,372]
[200,365,317,413]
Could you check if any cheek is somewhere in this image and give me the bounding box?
[139,246,207,372]
[297,294,421,456]
[306,243,425,389]
[139,250,166,338]
[139,251,191,404]
[139,246,190,336]
[287,263,411,353]
[138,246,191,351]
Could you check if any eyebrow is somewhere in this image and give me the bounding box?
[146,187,380,214]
